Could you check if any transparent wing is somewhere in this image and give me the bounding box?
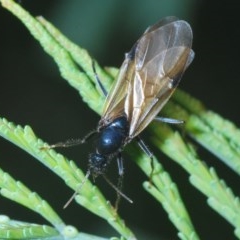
[127,17,194,136]
[99,55,135,125]
[100,17,194,137]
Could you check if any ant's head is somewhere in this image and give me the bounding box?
[88,153,108,177]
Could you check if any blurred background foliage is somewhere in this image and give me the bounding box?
[0,1,240,239]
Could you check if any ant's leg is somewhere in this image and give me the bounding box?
[115,153,124,210]
[117,152,124,176]
[155,116,186,139]
[41,129,97,149]
[154,116,184,124]
[136,136,154,182]
[92,61,108,97]
[102,153,132,210]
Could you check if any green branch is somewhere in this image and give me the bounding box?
[1,0,240,239]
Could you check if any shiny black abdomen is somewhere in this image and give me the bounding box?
[96,116,129,155]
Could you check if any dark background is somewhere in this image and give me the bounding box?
[0,1,240,239]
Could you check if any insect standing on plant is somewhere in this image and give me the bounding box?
[44,16,194,208]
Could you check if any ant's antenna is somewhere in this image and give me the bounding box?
[103,175,133,204]
[63,170,91,209]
